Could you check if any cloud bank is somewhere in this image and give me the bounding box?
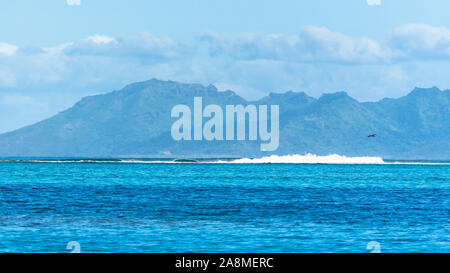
[1,24,450,132]
[0,42,19,56]
[200,26,391,64]
[390,24,450,59]
[62,34,192,61]
[1,25,450,93]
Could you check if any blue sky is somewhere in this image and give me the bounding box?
[1,0,450,132]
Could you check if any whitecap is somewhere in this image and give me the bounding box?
[222,153,385,164]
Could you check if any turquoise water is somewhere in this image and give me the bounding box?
[0,162,449,253]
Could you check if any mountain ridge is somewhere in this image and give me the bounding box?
[0,79,448,159]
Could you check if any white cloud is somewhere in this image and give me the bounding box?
[62,33,192,61]
[300,26,390,63]
[389,24,450,58]
[202,24,450,64]
[86,35,116,44]
[0,42,19,56]
[366,0,381,6]
[66,0,81,6]
[200,27,392,64]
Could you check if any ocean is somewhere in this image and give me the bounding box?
[0,156,449,253]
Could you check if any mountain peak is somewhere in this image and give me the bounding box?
[409,86,442,96]
[256,90,314,105]
[206,84,218,93]
[0,80,448,159]
[267,90,310,99]
[117,79,225,99]
[318,91,354,103]
[122,78,164,89]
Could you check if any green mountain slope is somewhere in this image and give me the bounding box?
[0,80,448,159]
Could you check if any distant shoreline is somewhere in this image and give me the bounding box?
[1,157,449,165]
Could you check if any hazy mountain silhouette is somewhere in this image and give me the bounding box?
[0,79,448,159]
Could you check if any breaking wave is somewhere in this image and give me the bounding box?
[2,154,449,164]
[225,153,385,164]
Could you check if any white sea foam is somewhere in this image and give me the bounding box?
[223,153,385,164]
[1,154,449,165]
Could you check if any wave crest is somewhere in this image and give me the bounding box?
[228,153,385,164]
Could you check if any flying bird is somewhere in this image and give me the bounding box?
[367,134,376,138]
